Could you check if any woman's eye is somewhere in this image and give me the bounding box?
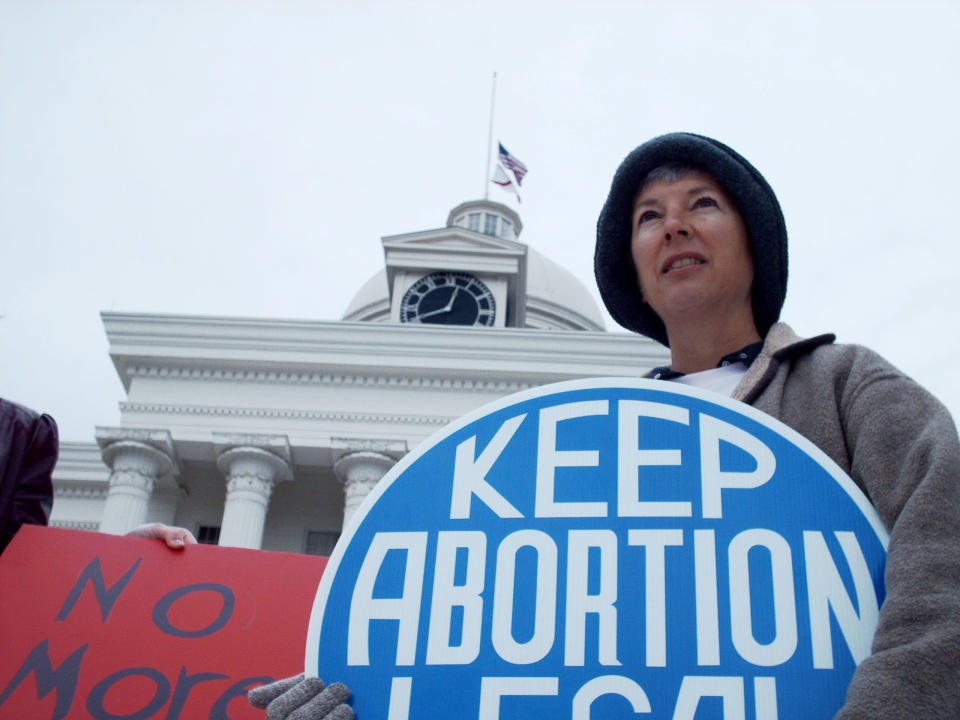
[637,210,659,225]
[693,196,718,209]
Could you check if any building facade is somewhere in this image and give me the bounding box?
[50,200,668,554]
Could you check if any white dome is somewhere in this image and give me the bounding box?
[525,248,605,331]
[342,269,390,322]
[342,252,605,331]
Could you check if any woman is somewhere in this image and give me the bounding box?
[595,133,960,719]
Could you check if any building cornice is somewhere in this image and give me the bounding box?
[102,312,669,391]
[121,365,540,392]
[119,401,457,427]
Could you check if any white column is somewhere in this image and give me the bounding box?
[334,451,396,531]
[99,441,173,535]
[216,446,291,549]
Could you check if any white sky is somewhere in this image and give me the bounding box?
[2,0,959,441]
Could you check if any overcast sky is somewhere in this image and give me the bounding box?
[2,0,959,441]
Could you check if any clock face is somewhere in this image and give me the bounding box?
[400,272,496,326]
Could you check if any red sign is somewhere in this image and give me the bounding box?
[0,526,326,720]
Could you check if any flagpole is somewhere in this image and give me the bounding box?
[484,71,496,200]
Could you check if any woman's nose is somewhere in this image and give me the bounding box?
[663,212,690,241]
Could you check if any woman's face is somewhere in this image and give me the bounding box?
[630,170,754,328]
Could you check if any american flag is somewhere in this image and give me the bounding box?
[498,142,528,186]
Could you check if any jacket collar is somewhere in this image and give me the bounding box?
[732,322,835,403]
[760,322,835,358]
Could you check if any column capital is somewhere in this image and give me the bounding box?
[333,450,397,485]
[213,433,292,466]
[216,445,292,484]
[334,450,398,532]
[95,427,178,476]
[330,437,407,465]
[100,440,175,480]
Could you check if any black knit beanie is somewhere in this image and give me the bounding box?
[594,132,788,346]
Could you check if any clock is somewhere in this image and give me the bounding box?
[400,272,496,326]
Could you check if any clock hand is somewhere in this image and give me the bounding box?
[445,287,460,311]
[417,288,460,320]
[416,307,449,320]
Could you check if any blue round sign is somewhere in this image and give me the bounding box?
[305,379,887,719]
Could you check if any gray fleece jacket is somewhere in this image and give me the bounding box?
[728,323,960,719]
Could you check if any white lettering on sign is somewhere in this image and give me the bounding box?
[754,677,779,720]
[671,675,779,720]
[491,530,557,664]
[478,676,558,720]
[804,530,879,669]
[728,529,797,666]
[628,529,685,667]
[387,677,412,720]
[536,401,608,518]
[385,674,779,719]
[345,527,876,671]
[672,676,745,720]
[450,415,526,520]
[564,530,620,667]
[694,530,721,666]
[451,404,779,521]
[700,414,775,519]
[571,675,651,718]
[426,531,486,665]
[348,532,427,666]
[618,400,692,517]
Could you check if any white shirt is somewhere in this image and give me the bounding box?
[671,362,747,397]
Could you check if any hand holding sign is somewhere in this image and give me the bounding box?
[248,674,352,720]
[304,380,887,720]
[126,522,198,549]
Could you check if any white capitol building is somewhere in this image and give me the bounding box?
[50,199,668,554]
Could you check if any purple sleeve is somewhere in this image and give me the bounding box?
[0,404,58,551]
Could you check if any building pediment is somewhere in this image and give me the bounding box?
[382,226,526,276]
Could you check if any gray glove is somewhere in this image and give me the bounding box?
[248,673,353,720]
